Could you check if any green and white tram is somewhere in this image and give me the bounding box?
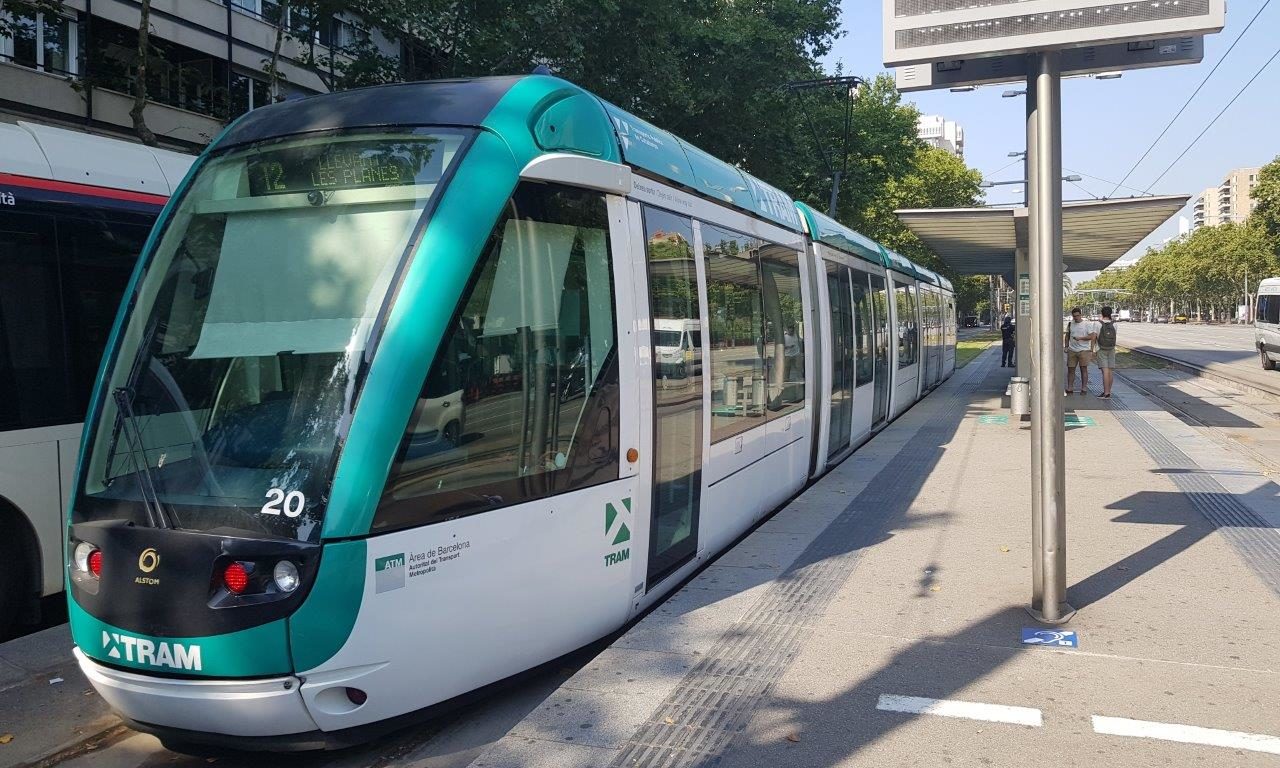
[66,75,954,749]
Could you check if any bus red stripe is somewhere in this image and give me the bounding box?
[0,172,170,205]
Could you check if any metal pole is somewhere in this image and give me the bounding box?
[1025,70,1042,612]
[1030,50,1074,624]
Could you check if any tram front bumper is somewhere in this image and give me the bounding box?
[75,648,319,739]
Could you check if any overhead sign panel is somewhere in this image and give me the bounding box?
[896,36,1204,91]
[884,0,1225,67]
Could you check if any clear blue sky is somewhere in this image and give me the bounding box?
[821,0,1280,278]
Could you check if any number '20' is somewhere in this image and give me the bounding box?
[261,488,306,518]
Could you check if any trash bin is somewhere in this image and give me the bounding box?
[1010,376,1030,416]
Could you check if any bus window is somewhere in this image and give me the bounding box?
[375,182,620,531]
[0,212,72,430]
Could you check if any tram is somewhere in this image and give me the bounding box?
[66,75,955,749]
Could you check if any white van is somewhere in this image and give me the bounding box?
[653,318,703,379]
[1254,278,1280,370]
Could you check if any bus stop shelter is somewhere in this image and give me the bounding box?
[896,195,1188,379]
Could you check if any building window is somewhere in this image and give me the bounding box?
[0,11,79,76]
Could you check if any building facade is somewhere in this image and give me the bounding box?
[917,114,964,159]
[0,0,397,151]
[1191,167,1261,229]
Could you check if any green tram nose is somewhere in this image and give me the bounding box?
[67,523,325,678]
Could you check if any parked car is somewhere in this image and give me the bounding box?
[1155,315,1170,324]
[963,316,979,328]
[1172,314,1189,324]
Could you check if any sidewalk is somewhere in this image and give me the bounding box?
[0,625,118,768]
[468,347,1280,768]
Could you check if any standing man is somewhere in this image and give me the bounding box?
[1000,315,1016,367]
[1064,307,1098,394]
[1095,306,1117,398]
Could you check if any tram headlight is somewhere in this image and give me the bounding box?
[273,560,300,593]
[73,541,92,572]
[73,541,98,575]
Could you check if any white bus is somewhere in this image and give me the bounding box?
[0,121,192,634]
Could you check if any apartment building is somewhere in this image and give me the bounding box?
[1191,167,1262,229]
[917,114,964,159]
[0,0,397,150]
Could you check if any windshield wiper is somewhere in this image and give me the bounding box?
[112,387,172,529]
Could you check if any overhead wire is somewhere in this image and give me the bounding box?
[1105,0,1273,198]
[1143,42,1280,192]
[1062,167,1148,197]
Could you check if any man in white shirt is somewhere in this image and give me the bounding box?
[1064,306,1099,394]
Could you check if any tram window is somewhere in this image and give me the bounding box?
[760,245,805,415]
[0,213,72,430]
[375,182,619,531]
[896,283,918,368]
[58,217,152,416]
[852,273,874,387]
[704,224,765,442]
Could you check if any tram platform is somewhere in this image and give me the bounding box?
[468,347,1280,768]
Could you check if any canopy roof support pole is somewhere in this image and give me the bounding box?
[1028,50,1075,624]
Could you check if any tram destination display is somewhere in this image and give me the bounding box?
[246,137,443,196]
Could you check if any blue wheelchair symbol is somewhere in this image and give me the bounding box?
[1021,628,1079,648]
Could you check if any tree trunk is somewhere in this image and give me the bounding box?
[268,0,290,102]
[130,0,158,147]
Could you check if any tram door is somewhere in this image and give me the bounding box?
[826,262,854,458]
[642,207,703,588]
[869,274,891,427]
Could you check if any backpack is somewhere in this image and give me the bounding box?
[1098,321,1116,350]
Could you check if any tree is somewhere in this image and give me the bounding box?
[858,144,985,272]
[1250,156,1280,250]
[129,0,158,146]
[0,0,65,38]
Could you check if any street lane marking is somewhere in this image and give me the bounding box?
[1092,716,1280,755]
[876,695,1042,727]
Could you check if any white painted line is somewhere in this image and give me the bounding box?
[1092,716,1280,756]
[876,694,1042,727]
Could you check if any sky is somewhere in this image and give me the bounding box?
[820,0,1280,280]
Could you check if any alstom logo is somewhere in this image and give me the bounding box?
[102,630,202,671]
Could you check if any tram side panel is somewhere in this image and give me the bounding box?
[296,182,643,733]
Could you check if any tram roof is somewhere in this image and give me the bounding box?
[216,75,803,231]
[795,202,945,287]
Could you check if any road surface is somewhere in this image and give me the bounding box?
[1115,322,1280,396]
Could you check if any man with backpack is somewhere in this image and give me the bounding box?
[1095,306,1117,399]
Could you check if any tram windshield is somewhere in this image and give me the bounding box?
[74,129,470,542]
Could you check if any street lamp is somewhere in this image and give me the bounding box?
[782,76,867,217]
[980,174,1081,187]
[1003,89,1026,98]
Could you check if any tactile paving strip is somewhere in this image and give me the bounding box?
[1111,396,1280,599]
[610,355,1001,768]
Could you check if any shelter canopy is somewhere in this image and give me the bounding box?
[894,195,1188,275]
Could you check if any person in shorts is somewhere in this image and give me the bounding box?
[1095,306,1117,398]
[1064,307,1098,394]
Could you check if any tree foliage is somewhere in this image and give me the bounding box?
[1250,155,1280,248]
[1076,222,1279,319]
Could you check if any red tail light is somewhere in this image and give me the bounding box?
[223,562,250,594]
[88,549,103,578]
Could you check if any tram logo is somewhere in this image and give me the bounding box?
[604,498,632,568]
[375,553,406,593]
[102,631,202,671]
[138,548,160,573]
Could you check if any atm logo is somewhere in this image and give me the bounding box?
[604,498,632,568]
[102,631,202,671]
